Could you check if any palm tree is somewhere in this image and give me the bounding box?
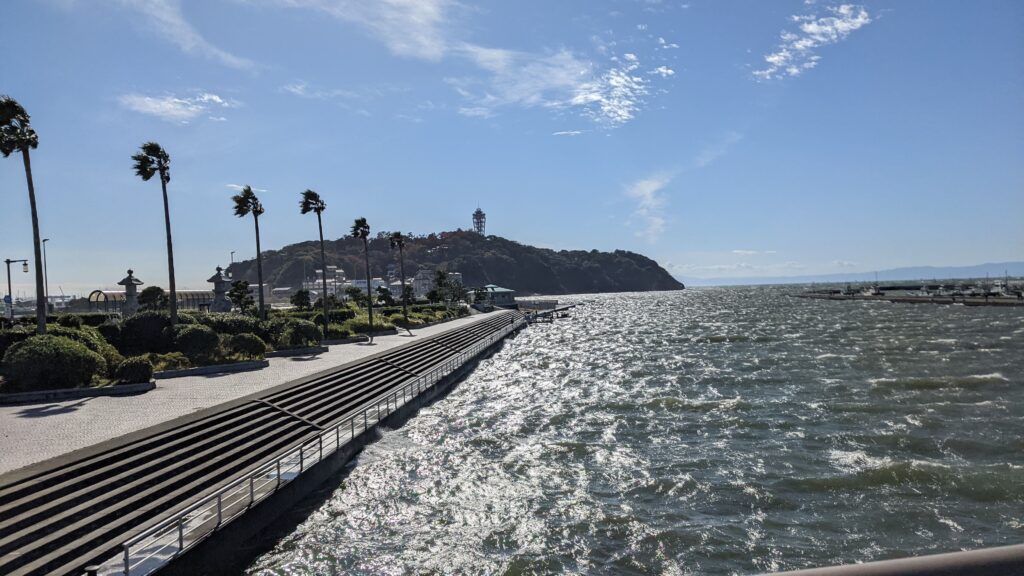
[389,231,409,327]
[232,186,266,320]
[131,142,178,326]
[0,96,46,334]
[300,189,329,339]
[350,217,373,342]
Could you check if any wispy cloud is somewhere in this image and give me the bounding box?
[625,173,673,242]
[118,92,237,123]
[552,130,587,136]
[732,249,759,255]
[694,131,743,168]
[281,81,359,100]
[116,0,254,70]
[754,4,871,80]
[254,0,451,60]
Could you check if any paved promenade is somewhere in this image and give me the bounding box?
[0,313,492,476]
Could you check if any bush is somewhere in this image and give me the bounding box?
[276,318,322,349]
[0,327,32,360]
[194,313,265,338]
[116,356,154,384]
[142,351,191,371]
[325,324,351,340]
[121,311,173,354]
[56,314,83,329]
[311,308,356,325]
[343,315,395,334]
[48,326,123,377]
[2,335,104,391]
[228,333,266,359]
[96,320,122,348]
[173,324,220,362]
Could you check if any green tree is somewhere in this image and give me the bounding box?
[472,286,488,304]
[433,270,450,309]
[0,96,47,334]
[376,285,396,307]
[389,231,410,326]
[232,186,266,319]
[131,142,179,327]
[228,280,255,313]
[344,285,367,307]
[299,189,330,339]
[350,217,374,341]
[138,286,168,311]
[290,289,312,310]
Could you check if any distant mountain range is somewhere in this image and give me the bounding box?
[682,261,1024,287]
[226,230,684,295]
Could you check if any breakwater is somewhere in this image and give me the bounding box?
[0,310,525,576]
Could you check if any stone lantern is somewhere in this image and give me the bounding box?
[117,269,144,316]
[208,266,232,313]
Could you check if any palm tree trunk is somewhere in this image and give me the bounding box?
[254,214,266,320]
[317,212,329,340]
[22,148,46,335]
[363,238,373,341]
[159,175,178,326]
[399,244,408,324]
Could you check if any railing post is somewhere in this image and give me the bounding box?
[276,460,281,488]
[336,424,340,449]
[299,446,305,472]
[351,417,355,439]
[177,517,184,551]
[364,410,368,429]
[123,543,130,575]
[216,494,223,526]
[319,435,323,461]
[249,475,255,506]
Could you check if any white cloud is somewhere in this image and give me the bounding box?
[281,81,359,100]
[694,131,743,168]
[118,92,236,123]
[657,37,679,49]
[732,249,758,255]
[625,174,673,242]
[552,130,586,136]
[833,260,858,268]
[253,0,451,60]
[451,45,650,126]
[650,65,675,77]
[754,4,871,80]
[116,0,254,70]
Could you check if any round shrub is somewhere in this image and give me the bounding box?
[49,326,124,377]
[2,335,104,392]
[121,311,172,354]
[276,318,322,349]
[228,333,266,359]
[0,327,32,360]
[142,351,190,371]
[96,320,122,348]
[56,314,83,329]
[325,324,351,340]
[173,324,219,362]
[116,356,154,384]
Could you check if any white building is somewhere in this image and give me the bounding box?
[480,284,516,307]
[303,265,346,296]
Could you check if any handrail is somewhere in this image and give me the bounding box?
[763,543,1024,576]
[108,317,526,575]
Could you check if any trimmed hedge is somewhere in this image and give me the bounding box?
[0,327,32,360]
[56,315,83,329]
[96,320,122,349]
[48,325,123,378]
[116,356,154,384]
[325,324,351,339]
[142,352,190,371]
[276,318,322,349]
[193,313,265,339]
[228,333,266,359]
[173,324,220,362]
[121,311,173,354]
[2,335,104,392]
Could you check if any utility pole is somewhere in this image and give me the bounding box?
[42,238,50,312]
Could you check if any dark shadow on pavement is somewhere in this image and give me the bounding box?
[287,356,322,362]
[15,398,90,418]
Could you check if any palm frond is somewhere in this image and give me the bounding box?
[0,95,39,158]
[350,217,370,239]
[299,189,325,214]
[132,141,170,182]
[233,185,264,217]
[389,231,405,249]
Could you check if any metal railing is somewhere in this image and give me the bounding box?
[103,318,526,576]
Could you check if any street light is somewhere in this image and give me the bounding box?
[4,258,29,320]
[230,251,235,264]
[42,238,50,312]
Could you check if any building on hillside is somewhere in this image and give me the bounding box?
[413,268,434,299]
[480,284,516,307]
[345,278,389,293]
[303,265,346,296]
[447,272,463,286]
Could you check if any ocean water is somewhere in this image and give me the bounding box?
[245,288,1024,575]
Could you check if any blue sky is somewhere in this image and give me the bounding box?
[1,0,1022,294]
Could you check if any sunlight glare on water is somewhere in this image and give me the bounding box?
[246,288,1024,575]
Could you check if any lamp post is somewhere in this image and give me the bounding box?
[5,259,29,320]
[42,238,50,312]
[230,251,235,264]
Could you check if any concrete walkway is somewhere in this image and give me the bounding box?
[0,313,495,476]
